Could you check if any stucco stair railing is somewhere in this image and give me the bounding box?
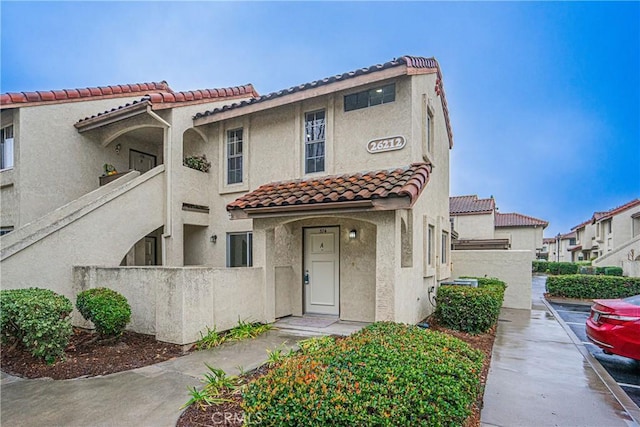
[0,166,165,298]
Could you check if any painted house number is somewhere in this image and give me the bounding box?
[367,136,406,154]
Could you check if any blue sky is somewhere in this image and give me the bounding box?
[2,1,638,236]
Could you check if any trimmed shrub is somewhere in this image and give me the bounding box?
[76,288,131,338]
[533,261,580,275]
[604,267,623,276]
[242,322,484,426]
[0,288,73,363]
[435,278,506,334]
[532,260,548,273]
[546,275,640,299]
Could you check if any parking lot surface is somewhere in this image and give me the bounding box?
[549,301,640,407]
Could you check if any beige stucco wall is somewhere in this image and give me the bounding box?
[73,266,264,345]
[494,226,544,261]
[451,249,532,310]
[593,234,640,276]
[0,168,164,301]
[452,213,495,239]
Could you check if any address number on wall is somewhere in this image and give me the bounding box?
[367,136,406,154]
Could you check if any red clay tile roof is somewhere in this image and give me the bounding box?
[449,195,495,215]
[495,212,548,228]
[571,218,591,231]
[227,163,431,214]
[76,84,258,126]
[1,81,172,109]
[194,55,454,148]
[543,237,556,244]
[595,198,640,222]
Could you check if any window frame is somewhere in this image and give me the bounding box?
[427,224,435,267]
[1,125,14,170]
[226,128,243,185]
[344,83,396,112]
[226,231,253,267]
[304,110,326,174]
[441,231,449,264]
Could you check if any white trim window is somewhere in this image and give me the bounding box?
[304,110,325,174]
[344,83,395,112]
[441,230,449,264]
[226,128,243,185]
[427,224,435,267]
[1,125,14,170]
[426,107,434,154]
[227,232,253,267]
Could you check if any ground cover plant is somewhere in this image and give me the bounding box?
[434,278,506,334]
[246,323,483,426]
[0,288,73,363]
[195,319,272,350]
[546,275,640,299]
[178,325,497,427]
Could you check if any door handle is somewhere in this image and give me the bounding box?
[304,270,310,285]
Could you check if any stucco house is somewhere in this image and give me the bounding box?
[1,55,455,344]
[545,231,576,263]
[567,199,640,274]
[449,195,548,259]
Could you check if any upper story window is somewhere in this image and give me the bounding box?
[226,128,243,185]
[427,224,435,267]
[426,108,434,153]
[441,231,449,264]
[344,83,395,112]
[304,110,325,174]
[1,125,14,170]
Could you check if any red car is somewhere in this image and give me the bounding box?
[586,295,640,361]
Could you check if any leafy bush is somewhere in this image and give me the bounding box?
[242,322,484,426]
[0,288,73,363]
[532,261,580,275]
[435,278,506,334]
[76,288,131,338]
[604,267,623,276]
[183,154,211,172]
[546,275,640,299]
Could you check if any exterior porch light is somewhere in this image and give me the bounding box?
[349,229,357,240]
[115,143,121,154]
[210,234,217,244]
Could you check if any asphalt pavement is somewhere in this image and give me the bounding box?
[548,300,640,407]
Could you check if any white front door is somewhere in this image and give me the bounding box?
[129,150,157,173]
[304,227,339,315]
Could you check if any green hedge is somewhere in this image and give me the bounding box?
[534,261,623,276]
[76,288,131,338]
[546,275,640,299]
[434,278,506,334]
[242,322,483,426]
[0,288,73,363]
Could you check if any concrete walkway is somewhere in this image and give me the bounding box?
[1,329,310,427]
[481,275,639,427]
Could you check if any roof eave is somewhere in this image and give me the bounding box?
[74,101,151,132]
[228,197,413,220]
[193,66,410,127]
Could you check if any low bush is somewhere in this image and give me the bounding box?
[546,275,640,299]
[242,322,484,426]
[76,288,131,339]
[604,266,623,276]
[435,278,506,334]
[532,261,580,275]
[0,288,73,363]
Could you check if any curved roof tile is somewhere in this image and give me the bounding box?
[227,163,431,212]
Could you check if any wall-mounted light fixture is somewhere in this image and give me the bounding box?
[349,229,357,240]
[115,143,122,154]
[210,234,217,244]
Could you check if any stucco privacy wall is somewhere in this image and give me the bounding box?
[74,266,264,345]
[594,235,640,277]
[451,250,532,310]
[0,167,164,300]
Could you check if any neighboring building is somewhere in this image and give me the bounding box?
[546,231,576,263]
[449,195,548,259]
[1,55,455,342]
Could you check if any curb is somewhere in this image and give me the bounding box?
[543,297,640,426]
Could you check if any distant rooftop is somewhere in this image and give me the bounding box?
[449,195,495,215]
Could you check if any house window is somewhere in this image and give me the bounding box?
[227,232,253,267]
[304,110,325,174]
[569,238,576,246]
[1,125,14,170]
[441,231,448,264]
[226,129,243,185]
[606,220,612,234]
[426,108,433,153]
[344,83,395,112]
[427,225,435,266]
